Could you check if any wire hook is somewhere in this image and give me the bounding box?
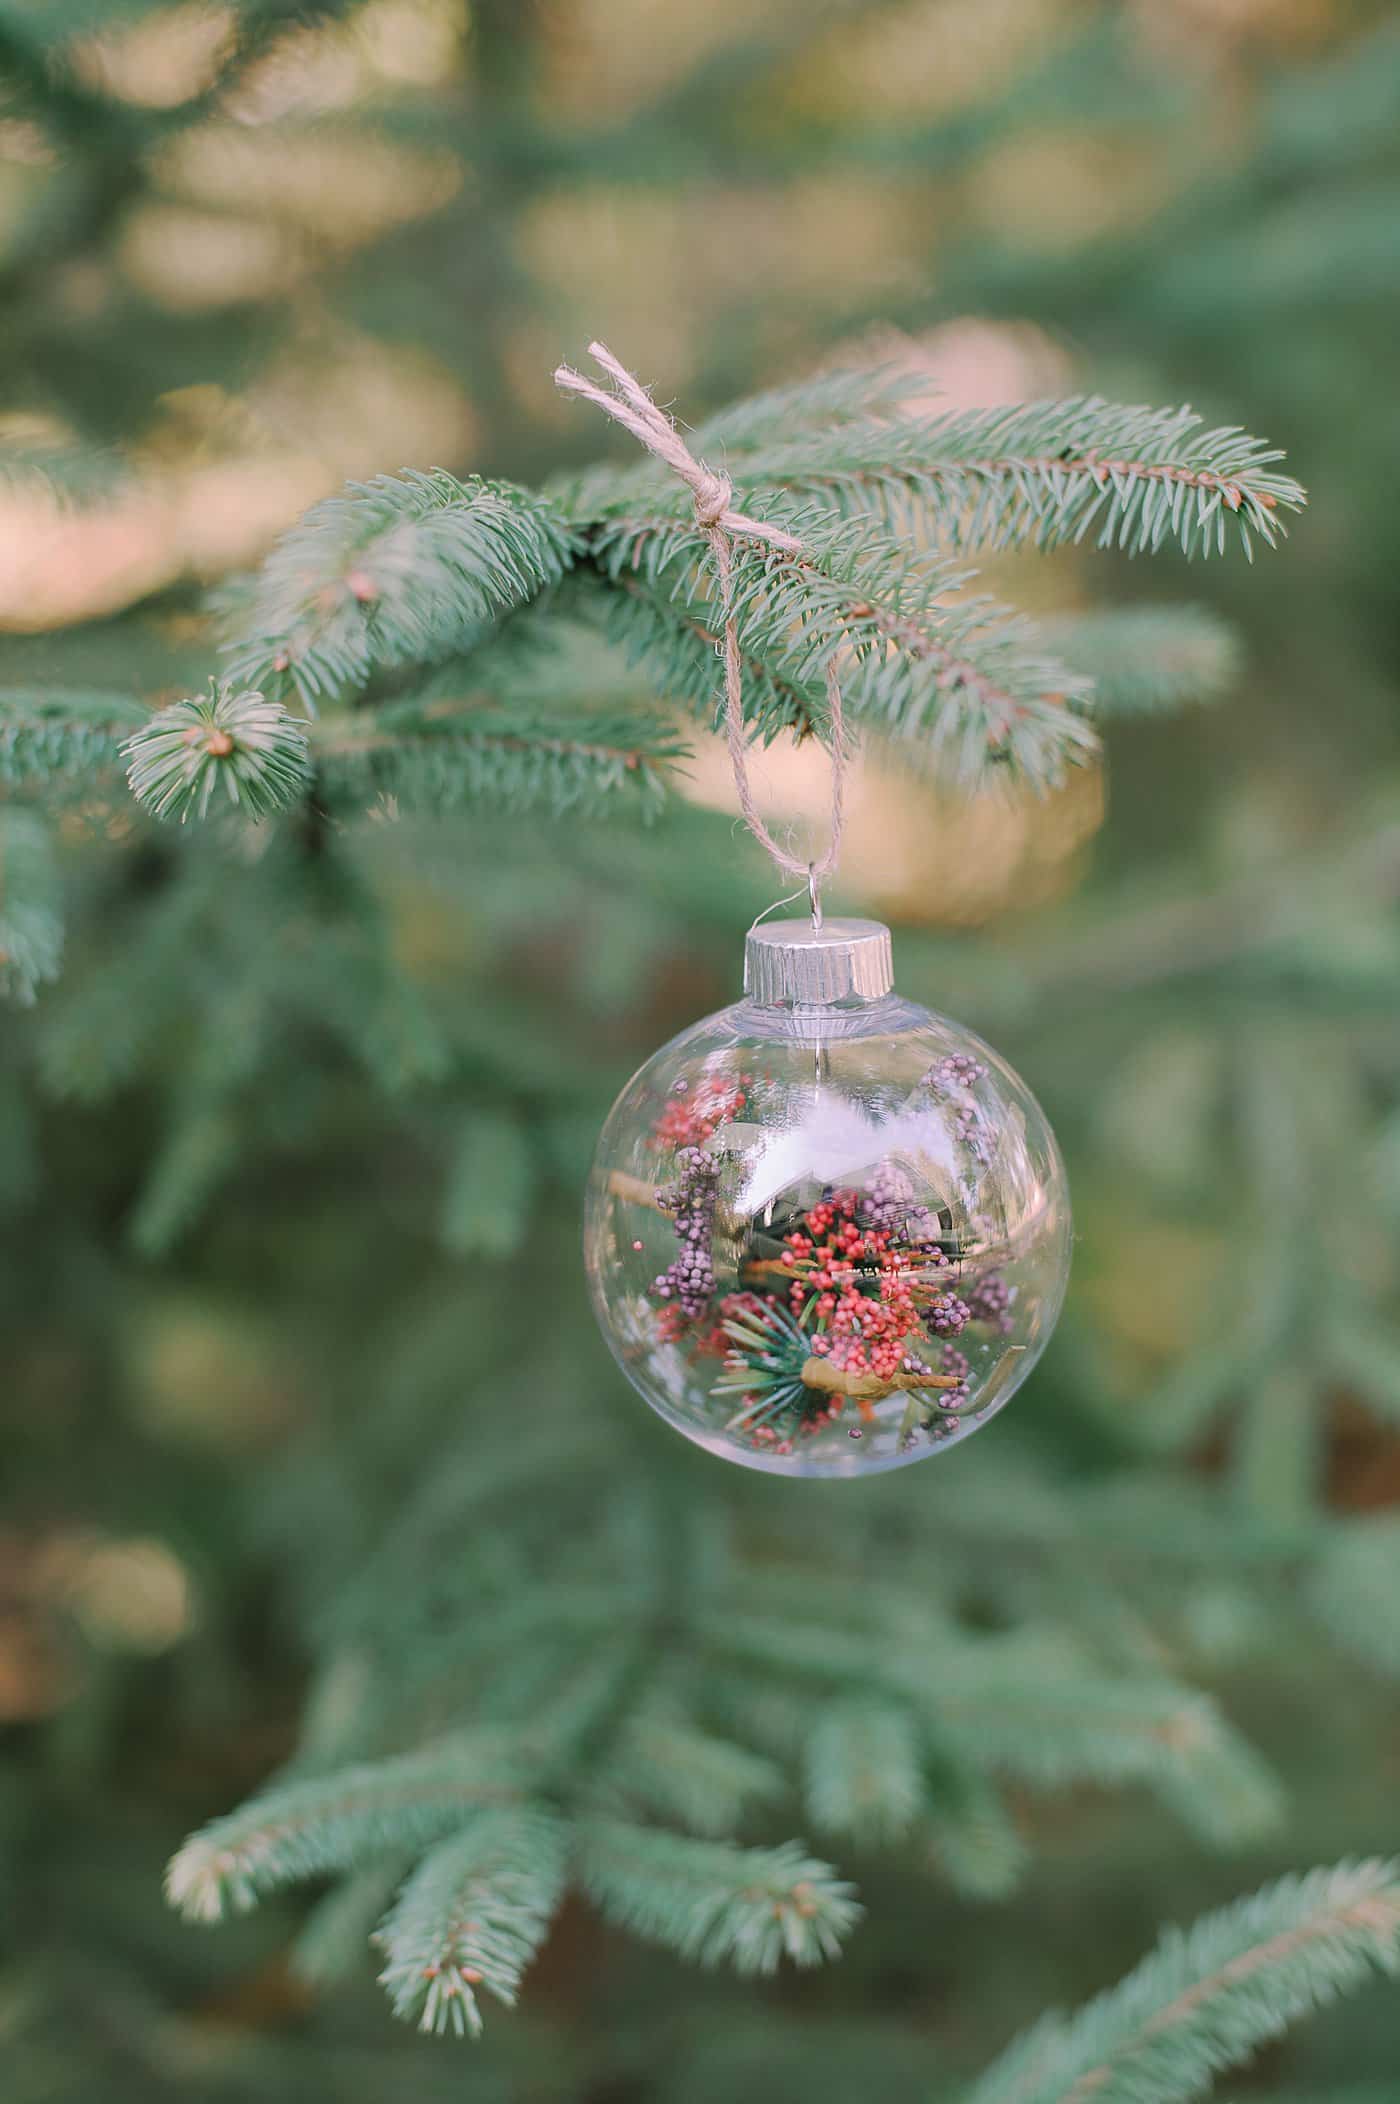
[808,863,823,932]
[747,878,809,937]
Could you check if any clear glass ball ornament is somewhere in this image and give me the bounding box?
[585,917,1071,1477]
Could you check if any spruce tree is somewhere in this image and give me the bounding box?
[4,5,1400,2099]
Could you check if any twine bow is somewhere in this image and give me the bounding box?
[554,342,846,909]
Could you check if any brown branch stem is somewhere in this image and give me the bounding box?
[799,1357,959,1400]
[608,1169,664,1209]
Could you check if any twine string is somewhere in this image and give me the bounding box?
[554,341,846,905]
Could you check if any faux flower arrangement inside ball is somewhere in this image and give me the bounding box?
[585,918,1071,1476]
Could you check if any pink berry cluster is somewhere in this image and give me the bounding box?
[652,1074,749,1151]
[781,1190,967,1384]
[658,1290,766,1357]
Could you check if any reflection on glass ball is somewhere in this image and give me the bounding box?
[585,975,1071,1478]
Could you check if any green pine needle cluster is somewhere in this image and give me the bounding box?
[156,1376,1362,2045]
[376,1809,568,2037]
[123,683,311,823]
[719,393,1303,558]
[578,1823,861,1974]
[968,1859,1400,2104]
[0,687,148,789]
[0,807,63,1005]
[222,470,577,707]
[8,369,1303,838]
[164,1736,531,1923]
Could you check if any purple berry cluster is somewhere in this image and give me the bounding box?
[966,1270,1014,1333]
[926,1289,971,1337]
[937,1345,971,1411]
[923,1051,990,1160]
[653,1146,720,1319]
[864,1159,944,1249]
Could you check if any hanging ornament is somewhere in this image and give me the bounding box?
[585,914,1070,1474]
[558,345,1071,1475]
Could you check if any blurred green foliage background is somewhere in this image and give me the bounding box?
[3,2,1400,2098]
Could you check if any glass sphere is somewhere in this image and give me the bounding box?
[585,950,1071,1477]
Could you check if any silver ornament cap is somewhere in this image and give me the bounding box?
[744,916,893,1006]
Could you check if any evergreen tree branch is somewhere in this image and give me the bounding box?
[35,870,214,1103]
[0,807,63,1006]
[0,688,149,787]
[577,1820,862,1974]
[123,685,311,822]
[1307,1516,1400,1680]
[924,1639,1285,1848]
[1041,606,1243,715]
[375,1808,567,2038]
[579,507,1098,787]
[921,1762,1027,1902]
[222,471,576,708]
[802,1700,926,1846]
[313,689,683,821]
[966,1859,1400,2104]
[605,1707,786,1838]
[165,1737,531,1923]
[721,396,1307,559]
[687,360,935,452]
[127,1104,241,1259]
[706,1603,1281,1850]
[577,567,822,740]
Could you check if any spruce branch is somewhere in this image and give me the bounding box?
[0,807,63,1005]
[924,1640,1285,1847]
[698,1601,1280,1849]
[165,1737,530,1923]
[802,1700,926,1846]
[606,1708,786,1838]
[576,565,823,740]
[127,1105,241,1260]
[0,687,149,787]
[1042,605,1243,715]
[579,506,1098,787]
[725,396,1307,559]
[313,688,683,822]
[729,513,1098,784]
[966,1859,1400,2104]
[35,874,213,1103]
[6,372,1301,829]
[577,1819,862,1974]
[222,471,576,707]
[123,684,311,823]
[686,360,933,452]
[375,1808,567,2038]
[922,1762,1027,1901]
[1307,1516,1400,1680]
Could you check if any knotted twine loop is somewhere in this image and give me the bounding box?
[554,342,846,905]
